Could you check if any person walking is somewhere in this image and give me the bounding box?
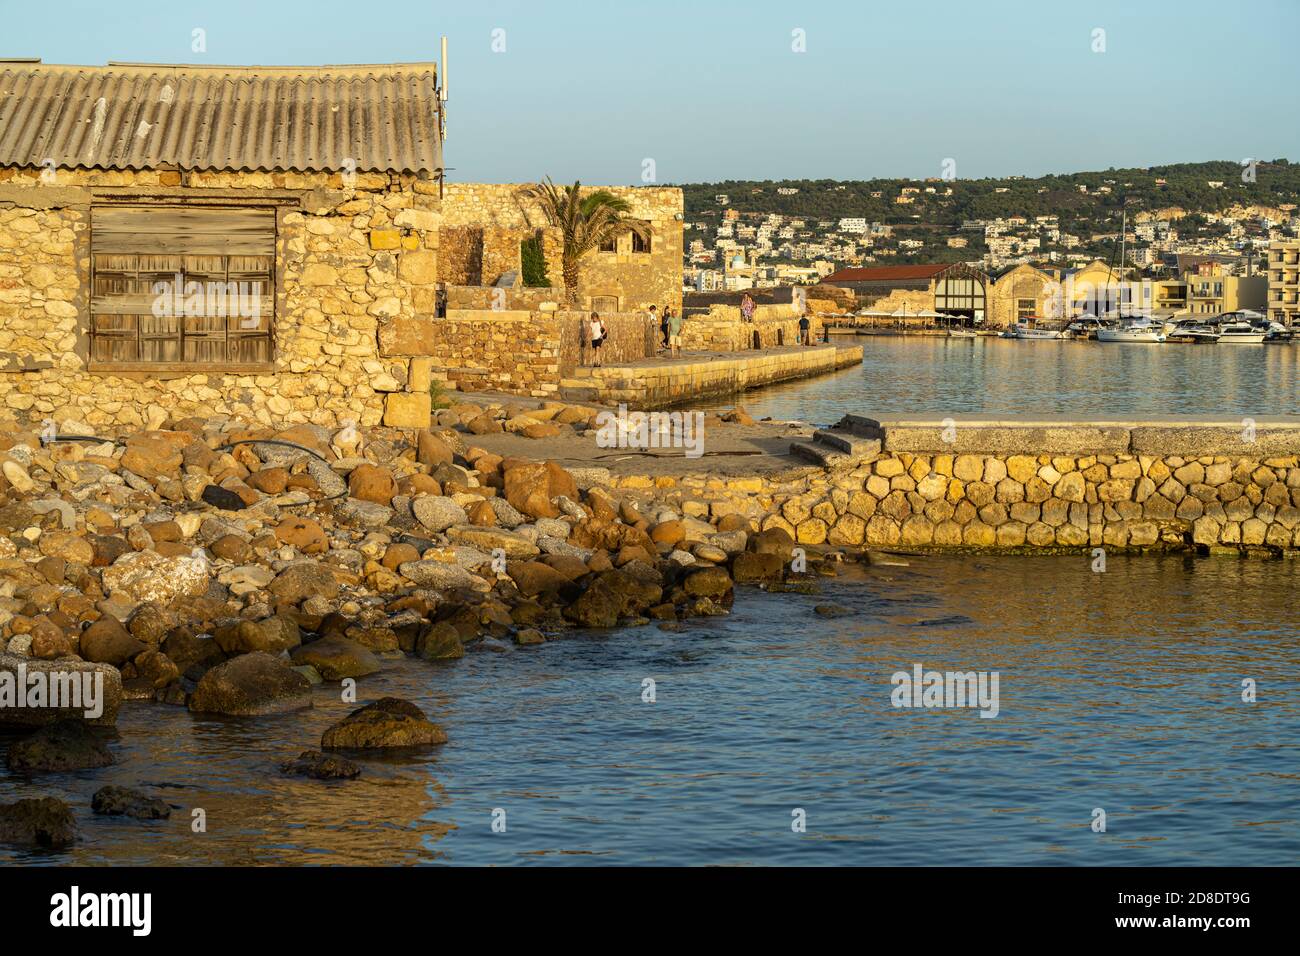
[589,311,608,367]
[667,307,683,359]
[657,305,670,351]
[797,297,811,346]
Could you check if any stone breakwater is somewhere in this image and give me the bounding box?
[589,416,1300,555]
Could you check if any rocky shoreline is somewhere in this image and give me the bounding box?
[0,397,836,850]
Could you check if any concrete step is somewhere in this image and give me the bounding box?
[813,428,882,458]
[789,440,849,468]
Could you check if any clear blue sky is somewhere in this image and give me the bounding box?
[4,0,1296,185]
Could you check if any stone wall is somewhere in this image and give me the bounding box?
[0,167,681,428]
[0,165,440,431]
[439,183,683,313]
[618,418,1300,554]
[680,303,825,352]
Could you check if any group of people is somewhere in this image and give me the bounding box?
[647,304,684,359]
[585,292,814,369]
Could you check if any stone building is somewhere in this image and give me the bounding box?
[0,61,682,431]
[823,263,989,327]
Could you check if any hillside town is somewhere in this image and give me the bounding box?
[683,166,1300,329]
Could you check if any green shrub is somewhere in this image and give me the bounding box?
[521,234,551,288]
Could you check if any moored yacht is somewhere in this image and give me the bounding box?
[1097,316,1167,342]
[1167,319,1220,343]
[1217,320,1266,344]
[1010,317,1065,339]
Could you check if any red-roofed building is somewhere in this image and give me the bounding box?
[824,262,989,326]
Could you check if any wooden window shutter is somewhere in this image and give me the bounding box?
[89,206,276,369]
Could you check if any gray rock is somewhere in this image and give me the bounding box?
[399,560,489,590]
[487,497,527,528]
[537,536,593,560]
[412,495,468,532]
[333,498,394,528]
[306,458,348,498]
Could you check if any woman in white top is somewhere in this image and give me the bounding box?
[589,312,608,367]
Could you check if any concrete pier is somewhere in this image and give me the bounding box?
[558,344,862,409]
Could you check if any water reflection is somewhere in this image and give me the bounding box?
[2,554,1296,866]
[695,336,1300,424]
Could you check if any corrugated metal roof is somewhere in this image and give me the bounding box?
[0,62,442,175]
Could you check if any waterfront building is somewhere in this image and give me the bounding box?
[0,60,683,426]
[1268,240,1300,327]
[824,263,988,326]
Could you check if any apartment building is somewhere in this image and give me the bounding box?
[1268,240,1300,327]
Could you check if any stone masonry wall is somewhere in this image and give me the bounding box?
[0,165,441,431]
[439,183,683,313]
[605,421,1300,555]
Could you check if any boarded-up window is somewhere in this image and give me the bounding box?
[90,205,275,367]
[590,295,619,313]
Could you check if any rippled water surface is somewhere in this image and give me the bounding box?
[697,335,1300,424]
[3,554,1297,866]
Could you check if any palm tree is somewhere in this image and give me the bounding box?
[518,178,651,302]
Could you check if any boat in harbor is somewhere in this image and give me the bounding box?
[1010,318,1065,339]
[1217,319,1266,344]
[1167,319,1221,343]
[1064,316,1112,340]
[1097,316,1167,343]
[947,328,978,338]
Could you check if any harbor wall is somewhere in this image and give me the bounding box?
[562,344,863,409]
[595,417,1300,554]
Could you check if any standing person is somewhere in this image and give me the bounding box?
[434,283,448,319]
[668,307,683,359]
[740,292,756,323]
[659,305,671,350]
[589,311,608,367]
[797,297,811,345]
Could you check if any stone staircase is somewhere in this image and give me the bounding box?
[789,427,882,468]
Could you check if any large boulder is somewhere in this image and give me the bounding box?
[506,560,571,597]
[683,566,735,602]
[188,652,312,716]
[78,617,146,666]
[0,797,77,848]
[563,568,663,628]
[321,697,447,749]
[0,653,121,726]
[100,551,209,604]
[731,551,785,583]
[267,563,340,605]
[213,615,301,655]
[503,461,578,519]
[7,720,115,772]
[290,636,381,680]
